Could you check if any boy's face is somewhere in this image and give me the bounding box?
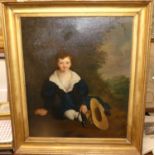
[57,56,72,72]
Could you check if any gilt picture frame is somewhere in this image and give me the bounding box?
[0,4,4,50]
[2,1,152,154]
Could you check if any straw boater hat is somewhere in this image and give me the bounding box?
[90,98,109,130]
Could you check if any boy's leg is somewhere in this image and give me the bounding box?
[64,109,82,122]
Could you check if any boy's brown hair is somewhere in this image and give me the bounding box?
[55,50,73,62]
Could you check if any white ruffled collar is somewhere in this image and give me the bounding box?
[49,70,81,93]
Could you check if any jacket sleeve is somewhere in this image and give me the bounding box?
[72,79,89,107]
[41,80,57,109]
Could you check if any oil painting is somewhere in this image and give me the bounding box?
[21,17,132,138]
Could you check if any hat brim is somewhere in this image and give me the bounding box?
[90,98,109,130]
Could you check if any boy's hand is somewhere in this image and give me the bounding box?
[34,108,48,116]
[80,105,88,114]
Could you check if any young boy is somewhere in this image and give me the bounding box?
[35,51,110,127]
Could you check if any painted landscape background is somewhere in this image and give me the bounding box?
[21,17,132,138]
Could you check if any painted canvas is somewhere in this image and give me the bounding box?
[21,17,132,138]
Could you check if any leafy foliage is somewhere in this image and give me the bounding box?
[106,76,129,108]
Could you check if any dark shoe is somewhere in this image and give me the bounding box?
[80,112,88,127]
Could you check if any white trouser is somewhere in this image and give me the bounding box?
[64,109,82,122]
